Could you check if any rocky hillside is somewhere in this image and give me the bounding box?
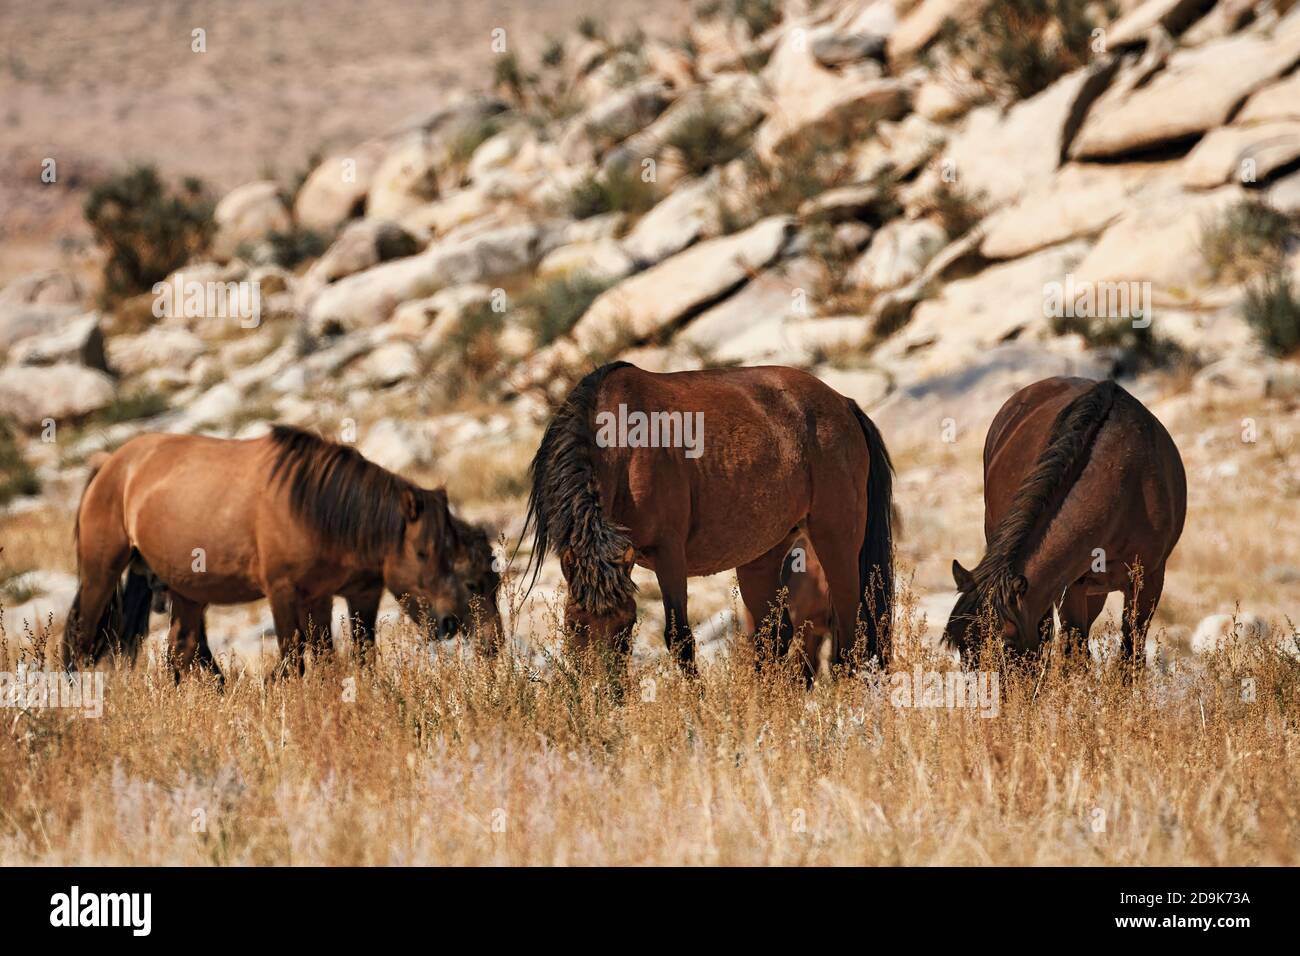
[2,0,1299,668]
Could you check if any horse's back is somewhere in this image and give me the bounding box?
[592,364,872,575]
[984,376,1185,555]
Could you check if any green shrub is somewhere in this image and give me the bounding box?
[518,272,614,345]
[717,134,856,232]
[93,390,169,426]
[541,38,565,69]
[1200,199,1295,283]
[1050,312,1180,371]
[264,228,328,270]
[84,166,215,304]
[1243,268,1300,356]
[664,97,753,176]
[938,0,1108,100]
[0,419,40,506]
[566,168,657,220]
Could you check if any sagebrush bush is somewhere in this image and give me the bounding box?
[664,97,753,176]
[1243,267,1300,356]
[938,0,1107,100]
[518,272,613,345]
[0,419,40,506]
[1200,199,1295,283]
[93,389,169,426]
[84,166,215,304]
[263,228,328,270]
[566,168,657,220]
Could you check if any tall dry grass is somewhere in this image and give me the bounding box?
[2,595,1296,866]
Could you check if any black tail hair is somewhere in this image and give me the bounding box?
[520,362,635,612]
[117,568,153,663]
[850,401,895,664]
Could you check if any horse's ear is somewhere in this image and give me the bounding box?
[1011,574,1028,601]
[619,545,636,571]
[559,547,575,576]
[400,488,423,522]
[951,560,975,592]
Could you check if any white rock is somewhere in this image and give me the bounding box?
[212,181,292,261]
[107,328,206,376]
[367,135,442,221]
[1189,613,1271,655]
[1072,17,1300,159]
[0,364,115,426]
[570,216,794,355]
[848,218,947,291]
[9,313,107,372]
[293,141,388,234]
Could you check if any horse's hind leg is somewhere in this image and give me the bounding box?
[1121,565,1164,668]
[66,534,132,667]
[806,511,867,678]
[167,594,211,683]
[192,611,224,687]
[736,542,796,669]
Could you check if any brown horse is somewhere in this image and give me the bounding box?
[64,425,502,679]
[523,362,894,680]
[944,377,1186,664]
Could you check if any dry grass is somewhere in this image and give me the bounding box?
[1,609,1297,865]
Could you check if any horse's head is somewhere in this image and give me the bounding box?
[943,559,1032,658]
[384,487,482,641]
[448,518,505,652]
[561,546,637,655]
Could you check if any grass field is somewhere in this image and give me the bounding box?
[2,594,1297,866]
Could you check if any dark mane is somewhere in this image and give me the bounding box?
[972,379,1122,614]
[268,425,453,559]
[521,362,636,613]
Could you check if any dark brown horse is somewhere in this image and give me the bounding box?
[523,362,894,679]
[65,425,501,679]
[944,377,1186,664]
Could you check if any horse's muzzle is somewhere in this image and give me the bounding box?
[435,615,461,640]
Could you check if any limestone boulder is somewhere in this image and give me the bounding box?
[1072,16,1300,159]
[212,181,292,261]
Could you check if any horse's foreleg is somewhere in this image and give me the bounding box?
[300,597,335,666]
[1121,565,1164,668]
[1059,584,1105,658]
[346,586,383,665]
[653,548,695,676]
[268,585,306,678]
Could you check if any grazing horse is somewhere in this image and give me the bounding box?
[64,425,502,680]
[944,377,1186,664]
[523,362,894,679]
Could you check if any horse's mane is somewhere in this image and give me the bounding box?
[268,425,453,559]
[521,362,636,613]
[971,378,1122,615]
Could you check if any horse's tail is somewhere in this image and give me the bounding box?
[63,455,129,668]
[849,401,895,664]
[520,361,635,612]
[117,562,154,663]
